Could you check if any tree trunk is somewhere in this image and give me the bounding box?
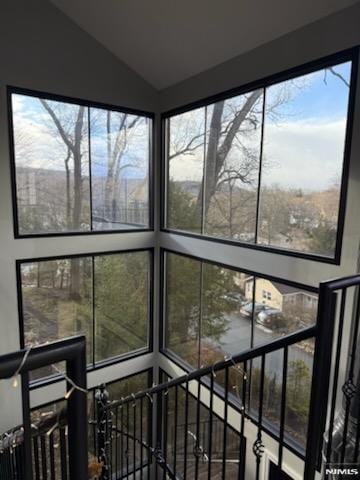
[70,258,81,301]
[197,90,262,222]
[64,150,71,229]
[72,107,85,229]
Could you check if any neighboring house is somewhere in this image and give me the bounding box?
[244,277,318,315]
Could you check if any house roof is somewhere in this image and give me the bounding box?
[245,277,316,298]
[271,282,302,296]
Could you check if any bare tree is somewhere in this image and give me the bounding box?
[102,111,141,221]
[39,100,86,230]
[169,66,350,244]
[39,100,86,299]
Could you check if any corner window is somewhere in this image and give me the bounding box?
[163,53,355,261]
[162,249,318,448]
[9,89,152,236]
[19,249,152,382]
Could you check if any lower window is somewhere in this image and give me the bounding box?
[162,249,317,450]
[18,249,152,382]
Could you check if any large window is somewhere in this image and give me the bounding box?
[162,250,317,448]
[18,249,152,381]
[163,52,355,261]
[9,88,152,236]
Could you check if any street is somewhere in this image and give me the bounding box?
[203,311,313,381]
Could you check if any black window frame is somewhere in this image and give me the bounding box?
[161,47,359,265]
[159,248,318,457]
[16,247,154,389]
[159,247,318,366]
[8,86,155,239]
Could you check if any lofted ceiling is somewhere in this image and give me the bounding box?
[50,0,359,90]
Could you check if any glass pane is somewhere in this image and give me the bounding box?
[251,277,317,444]
[201,264,251,365]
[12,94,90,234]
[165,253,201,367]
[258,61,352,256]
[164,376,242,479]
[21,258,93,380]
[252,277,318,346]
[166,108,205,233]
[106,371,150,401]
[285,342,314,449]
[204,91,263,242]
[95,251,150,362]
[103,372,151,478]
[90,108,150,230]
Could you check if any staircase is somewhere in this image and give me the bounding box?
[1,274,360,479]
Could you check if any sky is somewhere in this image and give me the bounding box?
[169,60,352,192]
[12,94,149,180]
[12,60,352,192]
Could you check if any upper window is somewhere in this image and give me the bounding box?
[164,52,355,261]
[9,89,152,236]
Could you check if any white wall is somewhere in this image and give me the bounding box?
[0,0,159,432]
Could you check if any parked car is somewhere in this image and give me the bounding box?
[221,292,247,305]
[240,302,267,317]
[256,309,287,331]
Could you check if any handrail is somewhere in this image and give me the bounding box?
[0,336,88,480]
[320,274,360,290]
[104,324,316,411]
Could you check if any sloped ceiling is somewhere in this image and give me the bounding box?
[50,0,359,90]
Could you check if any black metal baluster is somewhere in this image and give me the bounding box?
[126,402,130,477]
[278,347,288,470]
[183,380,189,480]
[174,385,178,477]
[115,407,119,480]
[194,378,201,480]
[133,400,137,480]
[253,355,265,480]
[109,409,113,480]
[208,372,214,480]
[163,389,168,480]
[147,394,151,480]
[351,287,360,465]
[49,433,56,480]
[40,435,47,480]
[353,414,360,464]
[238,361,247,480]
[341,289,360,464]
[120,404,124,478]
[33,438,40,480]
[9,446,15,480]
[59,427,68,480]
[140,397,144,480]
[222,366,229,479]
[15,443,24,480]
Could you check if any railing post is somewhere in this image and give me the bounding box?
[304,283,337,479]
[95,385,111,480]
[66,337,88,480]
